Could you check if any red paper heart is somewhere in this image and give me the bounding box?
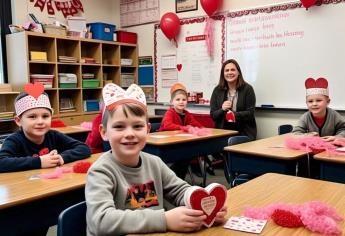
[305,78,328,89]
[24,82,44,99]
[189,184,227,227]
[176,64,182,71]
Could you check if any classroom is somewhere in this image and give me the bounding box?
[1,0,345,235]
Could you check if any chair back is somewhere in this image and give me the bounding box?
[57,201,87,236]
[225,136,250,186]
[154,108,168,115]
[278,124,293,135]
[150,122,161,132]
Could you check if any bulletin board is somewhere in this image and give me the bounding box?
[120,0,160,27]
[154,15,225,102]
[226,0,345,109]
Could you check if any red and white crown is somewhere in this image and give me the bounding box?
[305,78,329,97]
[102,83,146,110]
[15,82,52,116]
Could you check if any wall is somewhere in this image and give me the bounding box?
[11,0,120,26]
[10,1,344,139]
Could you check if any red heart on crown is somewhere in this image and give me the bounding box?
[24,82,44,99]
[176,64,182,71]
[186,184,227,227]
[305,77,328,89]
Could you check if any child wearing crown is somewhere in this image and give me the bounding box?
[292,78,345,139]
[0,83,91,173]
[85,84,226,235]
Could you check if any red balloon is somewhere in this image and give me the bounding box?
[200,0,222,17]
[160,12,180,40]
[300,0,316,9]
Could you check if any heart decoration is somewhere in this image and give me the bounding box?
[102,83,146,110]
[176,64,182,71]
[184,183,227,227]
[24,82,45,99]
[226,111,236,122]
[305,77,328,89]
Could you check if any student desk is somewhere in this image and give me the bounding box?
[0,153,101,235]
[223,134,310,184]
[314,151,345,184]
[143,129,237,186]
[52,125,91,142]
[134,173,345,235]
[144,129,237,163]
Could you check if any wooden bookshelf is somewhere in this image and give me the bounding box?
[6,31,138,124]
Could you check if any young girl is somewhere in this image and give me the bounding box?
[159,83,202,131]
[0,84,91,173]
[85,83,226,235]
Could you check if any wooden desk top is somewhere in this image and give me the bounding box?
[0,153,101,210]
[224,134,308,160]
[314,151,345,164]
[138,173,345,236]
[51,125,91,134]
[147,129,238,146]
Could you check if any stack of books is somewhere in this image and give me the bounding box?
[58,55,77,63]
[0,112,14,121]
[82,73,95,79]
[81,57,97,64]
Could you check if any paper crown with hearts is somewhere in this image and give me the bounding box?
[305,78,329,97]
[102,83,146,110]
[15,82,52,116]
[170,82,187,95]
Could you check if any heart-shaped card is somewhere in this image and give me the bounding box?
[184,183,227,227]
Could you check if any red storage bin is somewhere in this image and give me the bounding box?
[117,31,137,44]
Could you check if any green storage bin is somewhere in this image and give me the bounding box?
[59,83,77,88]
[82,79,100,88]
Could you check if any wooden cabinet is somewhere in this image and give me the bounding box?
[6,31,138,121]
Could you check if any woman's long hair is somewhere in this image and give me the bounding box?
[218,59,245,90]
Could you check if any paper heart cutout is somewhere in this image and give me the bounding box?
[184,183,227,227]
[102,83,146,110]
[226,111,235,122]
[176,64,182,71]
[305,78,328,89]
[24,82,45,99]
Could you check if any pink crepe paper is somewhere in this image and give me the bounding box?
[204,18,214,57]
[243,201,343,235]
[285,136,345,156]
[39,167,73,179]
[181,125,211,136]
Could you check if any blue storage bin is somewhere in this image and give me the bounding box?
[84,100,100,112]
[87,22,115,41]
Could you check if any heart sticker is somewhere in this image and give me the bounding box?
[176,64,182,71]
[24,82,44,99]
[184,183,227,227]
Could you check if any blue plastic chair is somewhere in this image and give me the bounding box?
[57,201,87,236]
[224,136,252,187]
[278,124,293,135]
[150,122,161,133]
[154,108,168,115]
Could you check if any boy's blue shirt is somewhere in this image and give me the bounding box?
[0,129,91,172]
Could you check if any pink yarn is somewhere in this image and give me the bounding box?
[285,136,345,156]
[243,201,343,235]
[39,167,73,179]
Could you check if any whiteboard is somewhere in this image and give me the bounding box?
[226,1,345,109]
[155,17,224,102]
